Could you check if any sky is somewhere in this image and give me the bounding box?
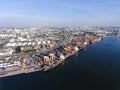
[0,0,120,27]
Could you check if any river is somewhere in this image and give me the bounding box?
[0,37,120,90]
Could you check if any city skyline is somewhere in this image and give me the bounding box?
[0,0,120,27]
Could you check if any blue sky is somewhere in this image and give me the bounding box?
[0,0,120,27]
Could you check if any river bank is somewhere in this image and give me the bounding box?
[1,37,120,90]
[0,36,102,78]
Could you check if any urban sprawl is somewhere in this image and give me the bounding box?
[0,26,120,78]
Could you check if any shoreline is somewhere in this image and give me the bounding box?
[0,36,102,78]
[0,67,43,78]
[0,45,86,78]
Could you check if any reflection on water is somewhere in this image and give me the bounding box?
[0,37,120,90]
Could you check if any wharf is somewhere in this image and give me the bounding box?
[0,67,43,78]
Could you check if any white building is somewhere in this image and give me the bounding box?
[0,48,14,56]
